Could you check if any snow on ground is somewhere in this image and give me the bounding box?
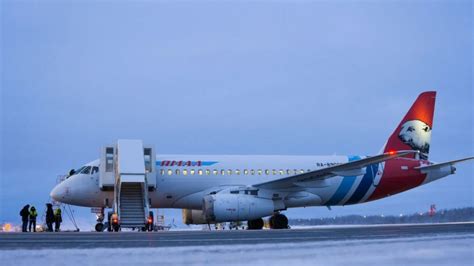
[1,234,473,266]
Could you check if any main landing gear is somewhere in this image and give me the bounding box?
[247,218,264,230]
[269,213,289,229]
[247,213,289,230]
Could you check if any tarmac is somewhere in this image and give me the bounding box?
[0,222,472,250]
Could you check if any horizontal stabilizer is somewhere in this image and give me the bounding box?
[415,157,474,172]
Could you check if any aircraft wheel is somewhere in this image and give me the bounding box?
[269,213,288,229]
[247,218,264,230]
[95,223,104,232]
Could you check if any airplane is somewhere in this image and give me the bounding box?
[50,91,473,231]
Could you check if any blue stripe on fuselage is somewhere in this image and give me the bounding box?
[344,163,379,205]
[325,176,357,206]
[325,156,361,206]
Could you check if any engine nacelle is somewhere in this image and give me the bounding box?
[203,194,275,222]
[182,209,208,225]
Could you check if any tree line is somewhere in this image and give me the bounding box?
[289,207,474,226]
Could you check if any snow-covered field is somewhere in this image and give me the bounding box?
[1,234,473,266]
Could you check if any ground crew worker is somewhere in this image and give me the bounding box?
[54,208,62,232]
[20,204,30,232]
[29,206,38,232]
[45,203,54,232]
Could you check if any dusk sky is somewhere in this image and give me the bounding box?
[1,0,472,229]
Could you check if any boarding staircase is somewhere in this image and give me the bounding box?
[99,139,157,230]
[119,183,146,227]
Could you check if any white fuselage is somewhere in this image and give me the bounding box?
[50,153,447,211]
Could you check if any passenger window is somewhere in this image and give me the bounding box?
[244,169,249,175]
[279,169,284,175]
[300,169,304,174]
[257,169,262,175]
[175,169,180,175]
[167,169,172,175]
[160,169,165,176]
[265,169,269,175]
[272,169,277,175]
[183,169,188,176]
[190,169,195,175]
[294,169,298,175]
[206,169,211,175]
[235,169,240,175]
[227,169,232,175]
[198,169,203,175]
[250,169,255,175]
[221,170,225,176]
[213,169,218,175]
[286,169,290,175]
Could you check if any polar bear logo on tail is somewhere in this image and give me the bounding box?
[398,120,431,158]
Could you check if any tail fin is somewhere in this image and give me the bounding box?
[382,91,436,160]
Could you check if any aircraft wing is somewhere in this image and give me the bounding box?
[253,150,418,189]
[415,157,474,172]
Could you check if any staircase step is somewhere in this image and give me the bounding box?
[121,219,145,222]
[121,212,144,215]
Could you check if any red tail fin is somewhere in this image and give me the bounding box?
[383,91,436,160]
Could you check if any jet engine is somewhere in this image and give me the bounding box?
[203,193,275,222]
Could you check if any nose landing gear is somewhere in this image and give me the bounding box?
[94,208,119,232]
[95,209,105,232]
[95,222,105,232]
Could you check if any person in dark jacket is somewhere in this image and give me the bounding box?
[29,206,38,232]
[54,208,62,232]
[45,203,54,232]
[20,205,30,232]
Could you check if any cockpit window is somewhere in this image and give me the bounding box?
[74,166,86,174]
[91,166,99,174]
[80,166,91,175]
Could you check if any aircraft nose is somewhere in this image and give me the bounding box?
[50,183,66,202]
